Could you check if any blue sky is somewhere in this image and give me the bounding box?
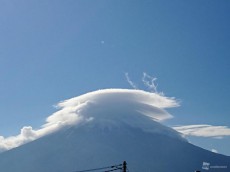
[0,0,229,155]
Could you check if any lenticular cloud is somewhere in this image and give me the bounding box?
[0,89,179,152]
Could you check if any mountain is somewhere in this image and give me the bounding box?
[0,89,229,172]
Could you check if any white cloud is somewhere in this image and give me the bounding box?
[125,72,166,96]
[0,89,179,152]
[125,73,138,89]
[0,126,37,151]
[21,126,37,139]
[173,124,230,138]
[142,72,159,93]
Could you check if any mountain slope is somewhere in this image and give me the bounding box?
[0,118,229,172]
[0,89,229,172]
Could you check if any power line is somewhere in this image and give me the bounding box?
[73,164,122,172]
[104,167,122,172]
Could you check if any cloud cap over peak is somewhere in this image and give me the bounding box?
[0,89,180,152]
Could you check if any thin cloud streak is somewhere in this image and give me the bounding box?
[125,73,138,89]
[142,72,158,93]
[173,124,230,138]
[142,72,165,96]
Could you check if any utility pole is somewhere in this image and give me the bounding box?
[122,161,127,172]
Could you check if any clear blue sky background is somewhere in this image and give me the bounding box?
[0,0,229,155]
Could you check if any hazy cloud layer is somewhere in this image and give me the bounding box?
[0,89,179,152]
[173,125,230,138]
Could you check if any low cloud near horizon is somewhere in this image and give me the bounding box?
[173,125,230,138]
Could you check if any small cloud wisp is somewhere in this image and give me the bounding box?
[125,73,138,89]
[173,124,230,138]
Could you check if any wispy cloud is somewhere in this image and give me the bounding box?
[125,73,138,89]
[142,72,158,92]
[125,72,164,95]
[173,124,230,138]
[142,72,165,96]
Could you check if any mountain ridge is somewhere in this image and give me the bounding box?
[0,117,229,172]
[0,89,229,172]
